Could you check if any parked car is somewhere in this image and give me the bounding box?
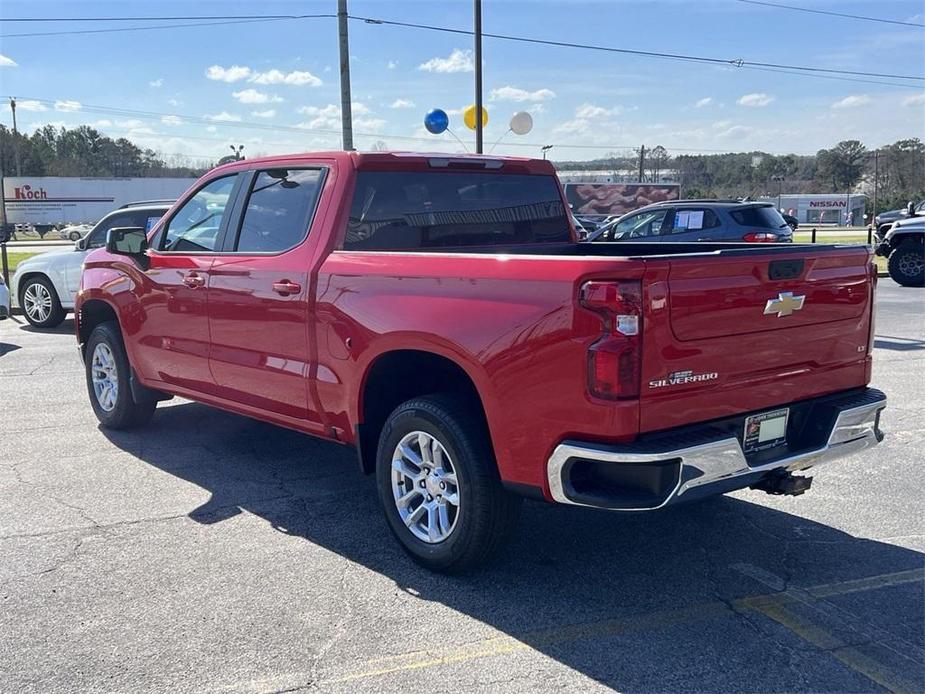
[782,213,799,231]
[0,273,10,320]
[875,215,924,286]
[586,200,794,243]
[77,151,885,572]
[874,200,924,239]
[58,223,94,241]
[12,202,171,328]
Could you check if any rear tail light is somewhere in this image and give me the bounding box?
[579,280,642,400]
[743,231,779,242]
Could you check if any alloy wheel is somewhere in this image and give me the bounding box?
[23,282,53,323]
[391,431,461,543]
[91,343,119,412]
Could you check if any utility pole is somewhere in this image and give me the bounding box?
[474,0,484,154]
[337,0,354,151]
[10,98,21,177]
[0,122,8,287]
[541,144,553,160]
[637,145,645,182]
[872,150,879,222]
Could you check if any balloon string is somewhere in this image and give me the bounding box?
[488,128,512,154]
[445,128,470,153]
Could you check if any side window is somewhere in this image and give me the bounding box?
[88,212,145,249]
[612,210,668,239]
[670,209,720,234]
[234,168,325,253]
[160,175,238,252]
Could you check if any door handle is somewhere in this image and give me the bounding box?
[272,280,302,296]
[183,272,205,288]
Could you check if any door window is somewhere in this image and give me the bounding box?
[88,211,165,249]
[609,209,669,239]
[160,175,238,252]
[233,169,325,253]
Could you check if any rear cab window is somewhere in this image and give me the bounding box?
[731,206,788,230]
[343,171,570,250]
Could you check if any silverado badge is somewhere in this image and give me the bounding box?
[764,291,805,318]
[649,370,719,389]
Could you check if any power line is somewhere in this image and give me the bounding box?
[0,13,335,22]
[351,15,925,82]
[736,0,925,28]
[0,14,333,38]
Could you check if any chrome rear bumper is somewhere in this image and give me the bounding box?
[547,389,886,511]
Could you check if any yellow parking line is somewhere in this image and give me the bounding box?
[317,569,924,688]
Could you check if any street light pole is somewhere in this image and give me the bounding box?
[541,145,553,160]
[474,0,483,154]
[10,98,21,177]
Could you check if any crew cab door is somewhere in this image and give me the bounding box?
[132,174,242,392]
[206,166,328,424]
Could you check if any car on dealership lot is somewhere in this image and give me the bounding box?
[0,273,10,320]
[874,200,924,238]
[75,151,884,572]
[875,215,924,287]
[12,202,171,328]
[586,199,794,243]
[58,223,94,241]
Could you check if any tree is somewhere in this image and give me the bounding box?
[647,145,670,182]
[816,140,867,191]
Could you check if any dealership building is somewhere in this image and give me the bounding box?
[759,193,868,225]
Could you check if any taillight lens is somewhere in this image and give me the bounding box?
[743,231,779,242]
[579,281,642,400]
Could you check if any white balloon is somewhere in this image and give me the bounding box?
[510,111,533,135]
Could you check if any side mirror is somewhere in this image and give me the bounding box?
[106,227,148,263]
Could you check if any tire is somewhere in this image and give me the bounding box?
[84,321,156,429]
[19,276,66,328]
[69,231,82,242]
[887,242,925,287]
[376,394,521,573]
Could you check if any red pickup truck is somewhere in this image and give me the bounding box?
[77,151,886,572]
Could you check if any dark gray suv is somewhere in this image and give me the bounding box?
[586,200,793,243]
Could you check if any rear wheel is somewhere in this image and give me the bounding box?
[19,276,66,328]
[376,394,521,573]
[69,230,82,241]
[887,242,924,287]
[84,322,156,429]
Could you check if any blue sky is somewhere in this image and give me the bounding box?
[1,0,922,164]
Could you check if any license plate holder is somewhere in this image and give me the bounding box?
[743,408,789,455]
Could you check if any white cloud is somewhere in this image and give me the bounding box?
[249,69,322,86]
[418,49,474,73]
[251,109,276,118]
[115,119,145,129]
[206,126,217,133]
[205,64,251,82]
[553,119,591,135]
[0,54,17,67]
[17,100,47,112]
[232,88,283,104]
[716,124,756,139]
[161,115,183,126]
[901,93,925,107]
[831,94,871,109]
[54,100,82,112]
[354,117,386,132]
[387,60,398,70]
[694,97,713,108]
[93,119,112,127]
[737,93,774,107]
[390,98,415,109]
[168,98,181,107]
[489,86,556,102]
[149,78,164,88]
[574,103,625,119]
[206,111,242,122]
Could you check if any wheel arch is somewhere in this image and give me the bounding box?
[355,348,493,475]
[76,297,120,357]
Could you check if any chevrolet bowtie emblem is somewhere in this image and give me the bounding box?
[764,291,806,317]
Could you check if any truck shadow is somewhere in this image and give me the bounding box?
[102,401,924,691]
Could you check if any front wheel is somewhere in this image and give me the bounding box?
[84,322,156,429]
[887,242,924,287]
[376,394,521,573]
[19,276,66,328]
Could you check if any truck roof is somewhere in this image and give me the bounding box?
[209,151,556,176]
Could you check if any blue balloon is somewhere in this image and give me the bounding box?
[424,108,449,134]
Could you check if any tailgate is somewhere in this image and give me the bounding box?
[639,246,874,432]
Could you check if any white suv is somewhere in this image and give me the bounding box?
[11,203,171,328]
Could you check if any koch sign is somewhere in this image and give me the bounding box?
[2,177,195,225]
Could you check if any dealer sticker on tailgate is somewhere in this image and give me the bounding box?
[743,408,789,454]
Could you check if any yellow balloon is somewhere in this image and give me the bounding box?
[463,104,488,130]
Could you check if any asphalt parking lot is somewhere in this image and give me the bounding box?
[1,279,922,694]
